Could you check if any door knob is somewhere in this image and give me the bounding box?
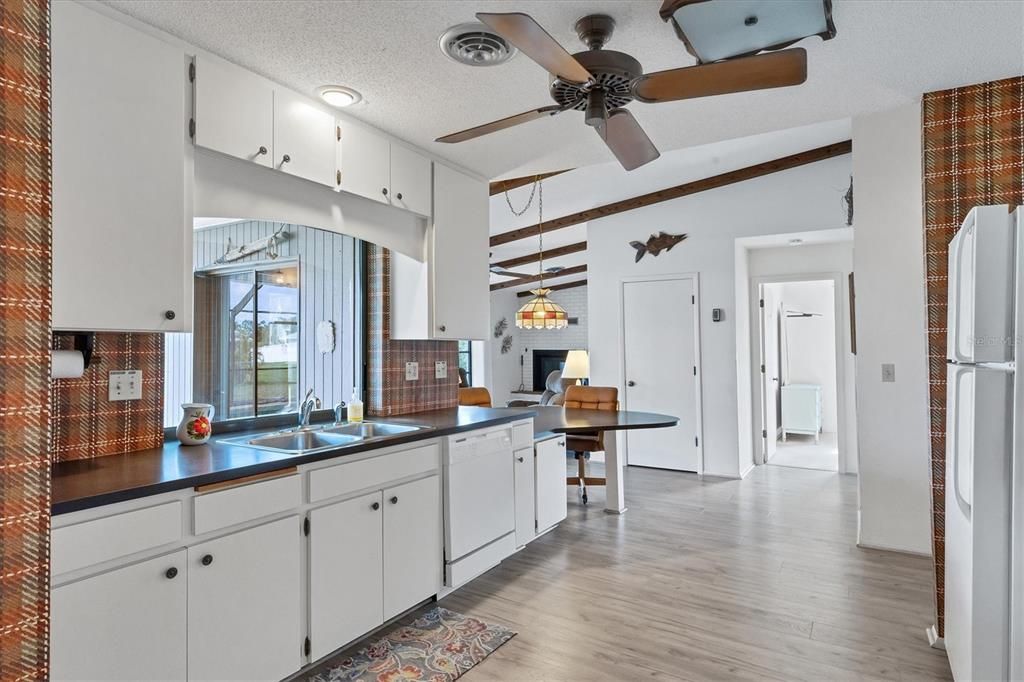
[627,380,636,387]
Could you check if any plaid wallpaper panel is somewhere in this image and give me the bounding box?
[922,75,1024,635]
[50,332,165,462]
[0,0,52,677]
[365,244,459,416]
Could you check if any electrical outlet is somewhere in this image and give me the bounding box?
[435,361,447,379]
[108,370,143,401]
[405,362,419,381]
[881,363,896,383]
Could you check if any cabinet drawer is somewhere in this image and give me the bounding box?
[52,500,182,576]
[193,473,300,535]
[512,421,533,450]
[309,444,440,503]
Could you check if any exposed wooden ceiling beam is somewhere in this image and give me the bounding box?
[516,278,587,297]
[490,264,587,291]
[491,241,588,270]
[489,169,572,196]
[489,140,852,247]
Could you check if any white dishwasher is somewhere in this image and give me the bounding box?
[443,427,516,586]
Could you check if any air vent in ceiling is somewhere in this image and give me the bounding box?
[439,22,517,66]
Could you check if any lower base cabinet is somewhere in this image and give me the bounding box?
[536,437,568,533]
[514,447,536,547]
[51,549,188,681]
[188,516,302,681]
[309,475,441,660]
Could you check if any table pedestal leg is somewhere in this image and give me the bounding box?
[604,431,626,514]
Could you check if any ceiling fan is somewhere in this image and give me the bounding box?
[436,11,811,171]
[489,263,565,279]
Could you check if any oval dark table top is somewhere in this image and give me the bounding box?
[527,405,679,439]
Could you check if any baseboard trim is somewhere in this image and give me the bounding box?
[856,541,932,558]
[926,624,945,650]
[738,463,755,479]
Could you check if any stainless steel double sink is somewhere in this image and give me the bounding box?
[220,421,428,456]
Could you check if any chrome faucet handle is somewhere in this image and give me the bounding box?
[333,402,347,423]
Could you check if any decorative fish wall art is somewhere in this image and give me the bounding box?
[629,231,687,262]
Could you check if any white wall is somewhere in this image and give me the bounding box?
[741,237,858,473]
[852,103,932,555]
[588,155,852,478]
[487,286,588,406]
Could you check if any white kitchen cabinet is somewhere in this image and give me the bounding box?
[383,475,442,619]
[535,437,568,533]
[337,118,391,204]
[390,163,489,340]
[188,516,301,681]
[514,447,537,547]
[51,2,190,332]
[194,55,274,167]
[51,549,187,681]
[389,144,433,216]
[274,88,337,187]
[309,491,385,660]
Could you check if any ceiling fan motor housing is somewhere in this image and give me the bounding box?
[549,49,642,112]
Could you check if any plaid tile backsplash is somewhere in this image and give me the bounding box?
[0,0,52,676]
[922,75,1024,635]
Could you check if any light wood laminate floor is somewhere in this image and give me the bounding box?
[439,463,951,681]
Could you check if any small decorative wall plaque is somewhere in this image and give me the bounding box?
[630,231,687,262]
[500,335,513,354]
[493,317,508,339]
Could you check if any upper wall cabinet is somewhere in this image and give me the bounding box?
[337,119,390,205]
[389,144,432,217]
[273,89,337,186]
[194,55,274,168]
[52,2,190,332]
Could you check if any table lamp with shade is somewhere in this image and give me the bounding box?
[562,349,590,385]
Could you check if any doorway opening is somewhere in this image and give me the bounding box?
[758,279,840,472]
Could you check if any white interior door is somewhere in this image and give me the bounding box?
[623,277,700,471]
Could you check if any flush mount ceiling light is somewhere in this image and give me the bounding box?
[317,85,362,108]
[660,0,836,64]
[439,21,518,66]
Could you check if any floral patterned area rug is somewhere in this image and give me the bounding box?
[309,607,516,682]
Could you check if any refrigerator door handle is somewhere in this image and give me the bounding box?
[950,365,972,515]
[949,225,972,364]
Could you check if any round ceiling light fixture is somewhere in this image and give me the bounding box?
[317,85,363,108]
[439,22,517,66]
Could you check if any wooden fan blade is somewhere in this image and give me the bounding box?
[597,109,660,171]
[436,105,563,144]
[477,12,593,84]
[632,48,807,103]
[490,266,532,278]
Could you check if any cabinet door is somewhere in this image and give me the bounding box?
[389,144,433,216]
[51,2,188,331]
[273,89,337,187]
[535,437,568,533]
[51,550,187,681]
[188,517,301,681]
[337,119,390,204]
[383,475,442,619]
[194,55,274,166]
[309,491,384,660]
[432,164,490,340]
[514,448,537,547]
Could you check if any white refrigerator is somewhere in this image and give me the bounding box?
[945,204,1023,681]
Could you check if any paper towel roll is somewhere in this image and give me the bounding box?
[52,350,85,379]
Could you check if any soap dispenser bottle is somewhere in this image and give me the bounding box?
[348,389,363,422]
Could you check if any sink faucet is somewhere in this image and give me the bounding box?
[299,388,321,428]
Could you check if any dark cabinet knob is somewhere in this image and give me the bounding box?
[164,310,176,320]
[627,380,636,387]
[382,187,388,196]
[336,170,342,185]
[396,192,403,201]
[517,456,525,463]
[257,146,267,155]
[165,567,178,579]
[390,496,398,505]
[281,154,291,164]
[438,325,446,333]
[371,501,380,511]
[201,554,213,566]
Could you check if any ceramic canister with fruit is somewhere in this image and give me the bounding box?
[177,403,214,445]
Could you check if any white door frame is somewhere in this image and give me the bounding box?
[749,272,850,473]
[618,272,704,475]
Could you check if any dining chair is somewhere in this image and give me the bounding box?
[562,385,619,504]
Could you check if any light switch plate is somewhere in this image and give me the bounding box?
[405,362,419,381]
[881,363,896,383]
[435,361,447,379]
[109,370,143,401]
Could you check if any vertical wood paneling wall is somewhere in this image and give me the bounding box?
[921,75,1024,635]
[0,0,52,675]
[169,220,360,423]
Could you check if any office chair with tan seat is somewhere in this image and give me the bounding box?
[563,385,619,504]
[458,386,492,408]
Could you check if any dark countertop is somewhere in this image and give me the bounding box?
[51,407,534,515]
[51,405,678,515]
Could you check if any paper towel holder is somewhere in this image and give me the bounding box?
[54,331,95,369]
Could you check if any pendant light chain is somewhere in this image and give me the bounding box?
[537,179,545,289]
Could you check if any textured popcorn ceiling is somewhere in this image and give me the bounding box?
[102,0,1024,180]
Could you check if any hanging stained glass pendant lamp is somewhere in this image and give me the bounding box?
[511,179,568,329]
